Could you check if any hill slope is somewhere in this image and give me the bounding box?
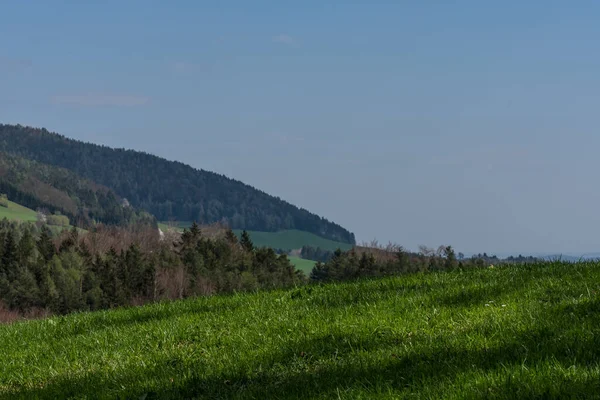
[0,199,37,223]
[0,152,153,228]
[287,256,316,274]
[233,229,353,252]
[1,261,599,398]
[0,124,355,244]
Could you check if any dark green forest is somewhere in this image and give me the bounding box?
[0,124,355,244]
[0,152,154,228]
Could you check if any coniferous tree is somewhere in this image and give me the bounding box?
[240,230,254,252]
[17,228,36,268]
[1,231,18,281]
[9,268,40,311]
[444,246,458,270]
[225,229,238,245]
[37,225,55,263]
[310,262,328,282]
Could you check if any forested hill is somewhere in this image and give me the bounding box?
[0,124,355,244]
[0,152,154,228]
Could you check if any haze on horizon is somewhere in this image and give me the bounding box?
[2,1,599,255]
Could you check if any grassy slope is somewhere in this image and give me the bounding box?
[287,256,316,275]
[157,222,179,232]
[2,261,600,399]
[0,200,81,233]
[233,229,353,252]
[0,200,38,222]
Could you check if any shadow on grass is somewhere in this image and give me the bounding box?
[434,273,535,309]
[8,318,600,400]
[48,297,245,339]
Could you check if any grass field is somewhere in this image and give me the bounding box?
[158,221,194,232]
[0,200,81,233]
[0,200,38,222]
[287,256,316,275]
[2,261,600,399]
[233,229,353,252]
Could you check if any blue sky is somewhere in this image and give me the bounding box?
[2,1,600,254]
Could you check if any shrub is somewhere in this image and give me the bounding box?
[47,214,70,227]
[0,194,8,208]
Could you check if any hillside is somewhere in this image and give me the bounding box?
[1,261,599,398]
[0,199,37,223]
[233,229,354,252]
[0,152,154,228]
[0,124,355,244]
[287,256,316,274]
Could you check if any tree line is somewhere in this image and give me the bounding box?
[300,245,335,263]
[309,245,538,283]
[0,220,303,318]
[0,218,539,320]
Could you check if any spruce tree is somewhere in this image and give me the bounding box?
[37,225,55,263]
[224,229,238,245]
[17,229,36,268]
[189,222,201,241]
[1,231,18,280]
[444,246,458,270]
[240,230,254,252]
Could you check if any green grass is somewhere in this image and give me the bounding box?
[158,221,192,232]
[0,200,83,233]
[0,200,38,222]
[234,229,353,252]
[157,222,180,232]
[287,256,316,275]
[2,261,600,399]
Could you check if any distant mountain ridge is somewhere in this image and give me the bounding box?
[0,124,355,244]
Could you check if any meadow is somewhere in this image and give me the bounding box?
[1,260,599,399]
[0,200,38,223]
[232,229,353,252]
[287,256,317,274]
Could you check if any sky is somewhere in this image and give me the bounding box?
[2,1,600,255]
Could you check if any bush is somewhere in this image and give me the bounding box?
[47,214,70,227]
[0,194,8,208]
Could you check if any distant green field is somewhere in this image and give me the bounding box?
[287,256,316,274]
[158,223,323,273]
[0,200,83,233]
[2,261,600,398]
[234,229,353,252]
[157,222,180,232]
[0,200,38,222]
[159,223,352,252]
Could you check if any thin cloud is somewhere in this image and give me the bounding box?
[51,94,150,107]
[272,34,294,45]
